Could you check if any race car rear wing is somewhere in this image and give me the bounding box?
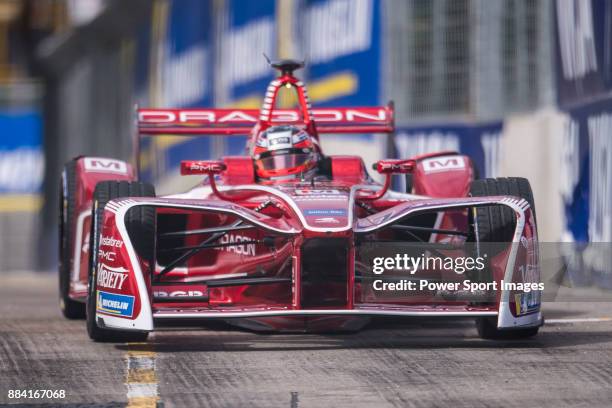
[137,104,395,135]
[134,61,394,178]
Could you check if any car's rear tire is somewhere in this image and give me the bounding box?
[59,159,86,319]
[470,177,540,339]
[86,180,155,342]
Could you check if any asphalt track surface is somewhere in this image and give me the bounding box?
[2,273,612,408]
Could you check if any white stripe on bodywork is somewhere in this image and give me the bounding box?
[496,198,542,329]
[71,210,90,282]
[177,272,248,282]
[355,198,509,233]
[97,202,154,331]
[110,198,299,235]
[214,183,380,232]
[153,309,498,319]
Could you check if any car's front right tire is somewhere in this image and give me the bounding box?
[470,177,540,340]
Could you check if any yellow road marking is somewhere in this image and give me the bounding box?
[127,369,157,384]
[126,396,159,408]
[546,317,612,324]
[126,343,159,408]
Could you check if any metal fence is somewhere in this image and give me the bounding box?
[383,0,555,124]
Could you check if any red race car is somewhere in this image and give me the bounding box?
[59,60,542,342]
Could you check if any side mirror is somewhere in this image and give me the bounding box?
[373,159,415,174]
[181,160,226,175]
[361,159,416,201]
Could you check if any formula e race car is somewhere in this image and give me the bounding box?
[59,60,542,342]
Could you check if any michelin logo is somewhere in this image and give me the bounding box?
[96,290,134,318]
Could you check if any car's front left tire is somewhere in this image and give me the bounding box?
[86,180,155,342]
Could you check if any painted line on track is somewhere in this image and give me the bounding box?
[125,343,159,407]
[546,317,612,324]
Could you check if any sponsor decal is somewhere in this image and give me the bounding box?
[83,158,128,174]
[293,196,346,201]
[292,191,348,201]
[98,249,116,262]
[96,290,134,317]
[97,263,129,290]
[294,189,341,195]
[422,156,466,173]
[267,133,292,149]
[314,217,340,224]
[514,263,541,315]
[154,290,205,297]
[138,108,389,124]
[214,234,256,256]
[304,209,347,216]
[376,160,415,174]
[101,236,123,248]
[181,160,226,174]
[514,292,541,316]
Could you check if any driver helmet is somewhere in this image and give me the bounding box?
[252,125,319,180]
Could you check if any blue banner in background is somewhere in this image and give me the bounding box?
[558,96,612,288]
[554,0,612,107]
[554,0,612,288]
[0,110,43,194]
[559,97,612,244]
[223,0,277,102]
[220,0,276,156]
[141,0,215,183]
[164,0,213,108]
[224,0,382,155]
[299,0,381,107]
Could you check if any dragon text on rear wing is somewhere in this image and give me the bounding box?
[137,105,395,135]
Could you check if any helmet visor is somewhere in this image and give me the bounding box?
[258,153,312,171]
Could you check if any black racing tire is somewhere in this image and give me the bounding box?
[470,177,539,339]
[469,177,536,244]
[405,174,414,193]
[476,317,539,340]
[59,159,86,319]
[86,180,155,342]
